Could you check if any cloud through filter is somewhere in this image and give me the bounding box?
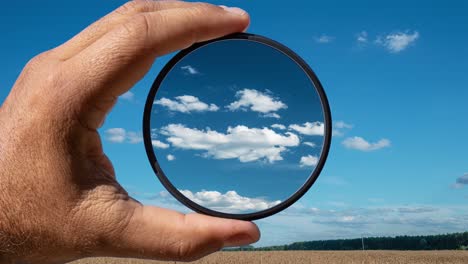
[300,155,319,167]
[227,89,287,118]
[159,124,301,163]
[151,140,169,149]
[180,65,199,75]
[179,190,282,213]
[289,122,325,136]
[154,95,219,113]
[166,154,176,161]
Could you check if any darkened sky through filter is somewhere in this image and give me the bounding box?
[150,39,325,214]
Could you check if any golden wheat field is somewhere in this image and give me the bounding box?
[71,251,468,264]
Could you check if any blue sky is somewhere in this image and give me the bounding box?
[1,0,467,246]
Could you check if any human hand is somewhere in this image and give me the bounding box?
[0,1,257,263]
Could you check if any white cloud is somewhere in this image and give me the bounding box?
[227,89,287,118]
[315,35,335,44]
[160,124,300,163]
[333,130,345,137]
[152,140,169,149]
[154,95,219,113]
[342,136,390,151]
[333,121,353,137]
[255,204,468,247]
[180,65,199,75]
[138,190,468,246]
[300,155,319,167]
[105,128,126,143]
[376,31,419,53]
[289,122,324,136]
[167,154,176,161]
[303,142,316,147]
[120,91,134,101]
[127,131,143,144]
[105,128,142,144]
[263,113,281,119]
[271,124,286,130]
[356,31,368,44]
[335,121,353,129]
[179,190,281,213]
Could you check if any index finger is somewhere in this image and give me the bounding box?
[53,0,196,60]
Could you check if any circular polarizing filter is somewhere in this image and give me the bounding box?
[143,33,331,221]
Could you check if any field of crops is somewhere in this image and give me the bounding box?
[71,250,468,264]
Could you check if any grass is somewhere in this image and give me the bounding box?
[70,250,468,264]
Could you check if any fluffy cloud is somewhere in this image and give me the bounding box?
[105,128,142,144]
[152,140,169,149]
[271,124,286,130]
[452,173,468,189]
[160,124,300,163]
[315,35,335,44]
[127,131,143,144]
[119,91,134,101]
[167,154,176,161]
[227,89,287,118]
[289,122,324,136]
[376,31,419,53]
[154,95,219,113]
[179,190,281,213]
[300,155,319,167]
[356,31,368,44]
[180,65,199,75]
[335,121,353,129]
[303,142,316,147]
[105,128,126,143]
[333,121,353,137]
[342,136,390,151]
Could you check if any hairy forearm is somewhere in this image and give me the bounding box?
[0,204,17,263]
[0,175,24,263]
[0,206,70,264]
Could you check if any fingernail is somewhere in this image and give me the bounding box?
[224,233,256,248]
[220,5,247,16]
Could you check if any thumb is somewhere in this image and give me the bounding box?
[103,206,260,261]
[63,3,249,129]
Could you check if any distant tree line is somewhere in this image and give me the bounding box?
[225,232,468,251]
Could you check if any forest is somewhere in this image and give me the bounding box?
[227,232,468,251]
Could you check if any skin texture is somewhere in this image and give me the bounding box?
[0,1,259,263]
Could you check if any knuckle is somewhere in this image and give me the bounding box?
[122,13,151,42]
[116,0,155,16]
[190,2,222,14]
[24,51,49,70]
[21,53,64,101]
[168,215,222,262]
[116,1,145,15]
[175,240,196,262]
